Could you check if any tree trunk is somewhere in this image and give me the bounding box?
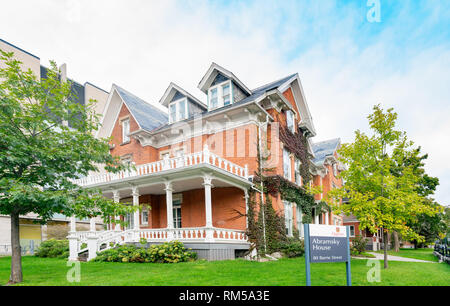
[393,231,400,252]
[383,230,389,269]
[8,211,23,284]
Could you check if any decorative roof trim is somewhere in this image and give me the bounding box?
[198,62,252,96]
[159,82,206,109]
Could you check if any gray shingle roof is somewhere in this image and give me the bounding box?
[114,85,168,132]
[312,138,341,165]
[238,73,297,104]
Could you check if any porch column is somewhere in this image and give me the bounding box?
[89,218,96,232]
[203,174,214,242]
[244,189,249,228]
[132,186,140,231]
[68,216,78,261]
[203,175,213,228]
[164,181,174,241]
[112,190,121,231]
[325,212,329,225]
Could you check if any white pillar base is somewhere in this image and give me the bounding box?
[68,233,79,261]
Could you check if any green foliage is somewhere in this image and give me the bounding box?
[92,241,197,263]
[35,239,69,258]
[139,237,148,245]
[328,105,440,243]
[0,50,136,224]
[278,236,305,258]
[351,235,368,255]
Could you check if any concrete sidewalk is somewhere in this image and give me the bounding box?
[365,252,436,263]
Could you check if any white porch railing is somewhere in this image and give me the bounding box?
[68,227,248,261]
[73,145,249,187]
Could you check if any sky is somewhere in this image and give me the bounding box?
[1,0,449,206]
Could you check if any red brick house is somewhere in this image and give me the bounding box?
[69,63,344,260]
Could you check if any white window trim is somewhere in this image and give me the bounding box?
[284,201,293,237]
[295,158,302,186]
[168,97,188,124]
[122,118,130,143]
[349,225,355,237]
[208,80,233,111]
[286,110,295,133]
[283,148,292,181]
[141,206,149,226]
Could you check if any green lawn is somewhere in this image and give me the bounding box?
[375,248,439,262]
[1,256,448,286]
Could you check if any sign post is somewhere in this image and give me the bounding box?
[303,224,352,286]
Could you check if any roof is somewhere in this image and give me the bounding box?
[238,73,297,104]
[114,85,168,132]
[159,82,207,109]
[311,138,341,165]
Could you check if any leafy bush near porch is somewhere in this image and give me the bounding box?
[92,240,197,263]
[278,237,305,258]
[350,235,368,255]
[35,239,69,258]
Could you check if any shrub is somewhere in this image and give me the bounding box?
[92,240,197,263]
[278,237,305,258]
[35,239,69,258]
[351,235,367,255]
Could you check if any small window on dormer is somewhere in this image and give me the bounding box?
[208,80,232,110]
[122,118,130,143]
[169,98,188,123]
[210,88,218,109]
[223,83,230,105]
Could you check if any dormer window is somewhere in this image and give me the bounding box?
[208,80,232,110]
[168,98,188,123]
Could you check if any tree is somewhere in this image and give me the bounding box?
[0,50,135,284]
[328,105,440,268]
[390,146,442,250]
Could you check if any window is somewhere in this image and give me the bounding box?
[296,205,303,238]
[222,83,230,105]
[286,110,295,133]
[349,225,355,237]
[283,148,291,180]
[169,98,188,123]
[295,158,301,185]
[121,155,133,166]
[333,163,338,177]
[284,201,293,237]
[141,206,149,225]
[122,118,130,143]
[210,88,218,109]
[173,200,181,228]
[208,80,233,110]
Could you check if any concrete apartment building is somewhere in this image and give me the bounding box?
[0,38,108,255]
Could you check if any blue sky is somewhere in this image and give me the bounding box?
[1,0,449,206]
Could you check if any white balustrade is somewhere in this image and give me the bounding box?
[73,147,248,187]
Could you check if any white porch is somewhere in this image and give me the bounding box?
[68,145,252,261]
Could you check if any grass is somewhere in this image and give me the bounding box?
[0,255,449,286]
[375,248,439,262]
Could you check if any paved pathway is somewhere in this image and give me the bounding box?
[364,252,436,263]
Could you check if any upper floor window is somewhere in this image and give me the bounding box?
[286,110,295,133]
[333,163,338,177]
[169,98,188,123]
[122,118,130,143]
[208,80,232,110]
[283,148,292,181]
[295,158,301,185]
